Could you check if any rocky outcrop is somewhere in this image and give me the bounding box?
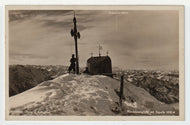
[9,65,52,96]
[9,65,70,96]
[136,76,179,104]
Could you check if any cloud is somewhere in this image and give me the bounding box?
[9,10,72,22]
[10,52,49,59]
[9,10,179,70]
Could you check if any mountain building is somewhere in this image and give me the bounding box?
[86,56,112,76]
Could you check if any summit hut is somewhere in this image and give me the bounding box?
[87,56,112,76]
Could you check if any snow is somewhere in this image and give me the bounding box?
[10,86,53,108]
[127,78,133,82]
[53,73,70,81]
[9,73,179,116]
[124,101,137,108]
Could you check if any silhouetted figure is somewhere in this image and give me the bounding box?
[68,54,76,73]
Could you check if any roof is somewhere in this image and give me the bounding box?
[87,56,111,64]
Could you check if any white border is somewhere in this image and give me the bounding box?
[0,0,190,125]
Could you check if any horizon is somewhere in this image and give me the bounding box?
[9,64,179,72]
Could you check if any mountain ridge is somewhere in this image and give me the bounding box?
[9,74,178,116]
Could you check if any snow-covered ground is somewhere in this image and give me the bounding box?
[9,74,179,116]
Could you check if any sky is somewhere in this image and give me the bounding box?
[9,10,179,71]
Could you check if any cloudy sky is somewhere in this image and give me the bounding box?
[9,10,179,70]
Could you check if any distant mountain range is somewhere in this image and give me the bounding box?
[9,65,179,105]
[9,65,69,96]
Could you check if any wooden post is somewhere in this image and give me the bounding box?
[74,36,79,74]
[120,75,124,106]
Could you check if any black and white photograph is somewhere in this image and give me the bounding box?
[5,5,185,120]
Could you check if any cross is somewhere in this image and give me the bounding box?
[70,11,80,74]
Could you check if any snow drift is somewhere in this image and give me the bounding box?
[9,74,178,116]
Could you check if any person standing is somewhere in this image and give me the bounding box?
[68,54,76,73]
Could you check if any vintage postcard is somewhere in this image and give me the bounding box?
[5,5,184,121]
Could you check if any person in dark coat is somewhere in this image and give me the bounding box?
[68,54,76,73]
